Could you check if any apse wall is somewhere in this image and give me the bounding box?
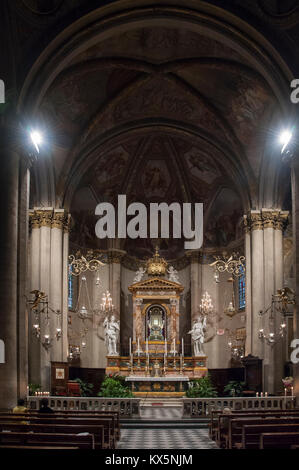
[67,261,246,370]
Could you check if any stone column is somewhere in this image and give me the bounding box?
[291,157,299,396]
[0,145,19,409]
[244,217,252,356]
[262,210,276,393]
[244,209,288,393]
[250,211,265,360]
[28,208,70,389]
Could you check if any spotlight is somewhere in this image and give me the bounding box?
[279,130,293,153]
[30,130,43,153]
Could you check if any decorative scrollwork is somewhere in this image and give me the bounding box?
[69,250,105,276]
[209,252,245,278]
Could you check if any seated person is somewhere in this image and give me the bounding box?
[38,398,54,413]
[13,398,27,414]
[12,398,28,424]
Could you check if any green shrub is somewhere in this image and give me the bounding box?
[223,380,245,397]
[97,375,133,398]
[28,383,41,396]
[74,378,94,397]
[186,374,217,398]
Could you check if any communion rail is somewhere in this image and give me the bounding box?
[182,396,295,417]
[27,396,141,417]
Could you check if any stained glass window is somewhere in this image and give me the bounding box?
[238,266,246,310]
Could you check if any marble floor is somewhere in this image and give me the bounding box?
[117,406,218,449]
[117,428,218,449]
[140,407,183,419]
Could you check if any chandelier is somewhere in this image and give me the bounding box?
[100,290,114,314]
[199,291,214,316]
[210,252,245,282]
[28,290,62,351]
[224,277,237,318]
[75,276,94,320]
[258,287,294,346]
[69,249,105,276]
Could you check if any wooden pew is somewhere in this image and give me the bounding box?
[3,410,120,442]
[0,432,94,449]
[0,414,117,448]
[228,417,299,449]
[209,409,299,441]
[256,429,299,449]
[0,423,105,449]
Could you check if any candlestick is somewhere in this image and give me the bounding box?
[291,386,294,397]
[129,337,131,355]
[265,392,268,397]
[182,338,184,357]
[256,392,259,397]
[137,338,140,356]
[165,337,167,355]
[260,392,263,397]
[284,387,287,397]
[146,339,148,354]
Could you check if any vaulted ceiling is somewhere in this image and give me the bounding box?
[21,5,294,258]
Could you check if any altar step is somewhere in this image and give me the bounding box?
[120,419,209,429]
[139,398,183,407]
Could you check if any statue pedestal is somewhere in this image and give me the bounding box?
[106,355,121,375]
[192,356,208,378]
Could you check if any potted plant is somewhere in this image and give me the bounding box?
[97,375,133,398]
[185,374,217,398]
[28,383,41,396]
[224,380,245,397]
[74,378,94,397]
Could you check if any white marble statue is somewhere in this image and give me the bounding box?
[133,267,146,283]
[167,266,179,283]
[187,317,207,356]
[103,315,120,356]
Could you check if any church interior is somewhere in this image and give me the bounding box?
[1,0,299,452]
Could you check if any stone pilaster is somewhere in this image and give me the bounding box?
[189,251,201,322]
[28,208,70,389]
[244,209,288,393]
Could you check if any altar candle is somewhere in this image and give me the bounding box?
[284,387,287,397]
[260,392,263,397]
[173,339,176,356]
[265,392,268,397]
[256,392,259,397]
[129,337,131,355]
[137,337,140,356]
[291,386,294,397]
[165,337,167,355]
[182,338,184,357]
[146,339,148,354]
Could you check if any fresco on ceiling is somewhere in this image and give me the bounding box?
[204,188,243,247]
[72,27,243,64]
[229,76,271,144]
[142,160,171,199]
[94,146,130,185]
